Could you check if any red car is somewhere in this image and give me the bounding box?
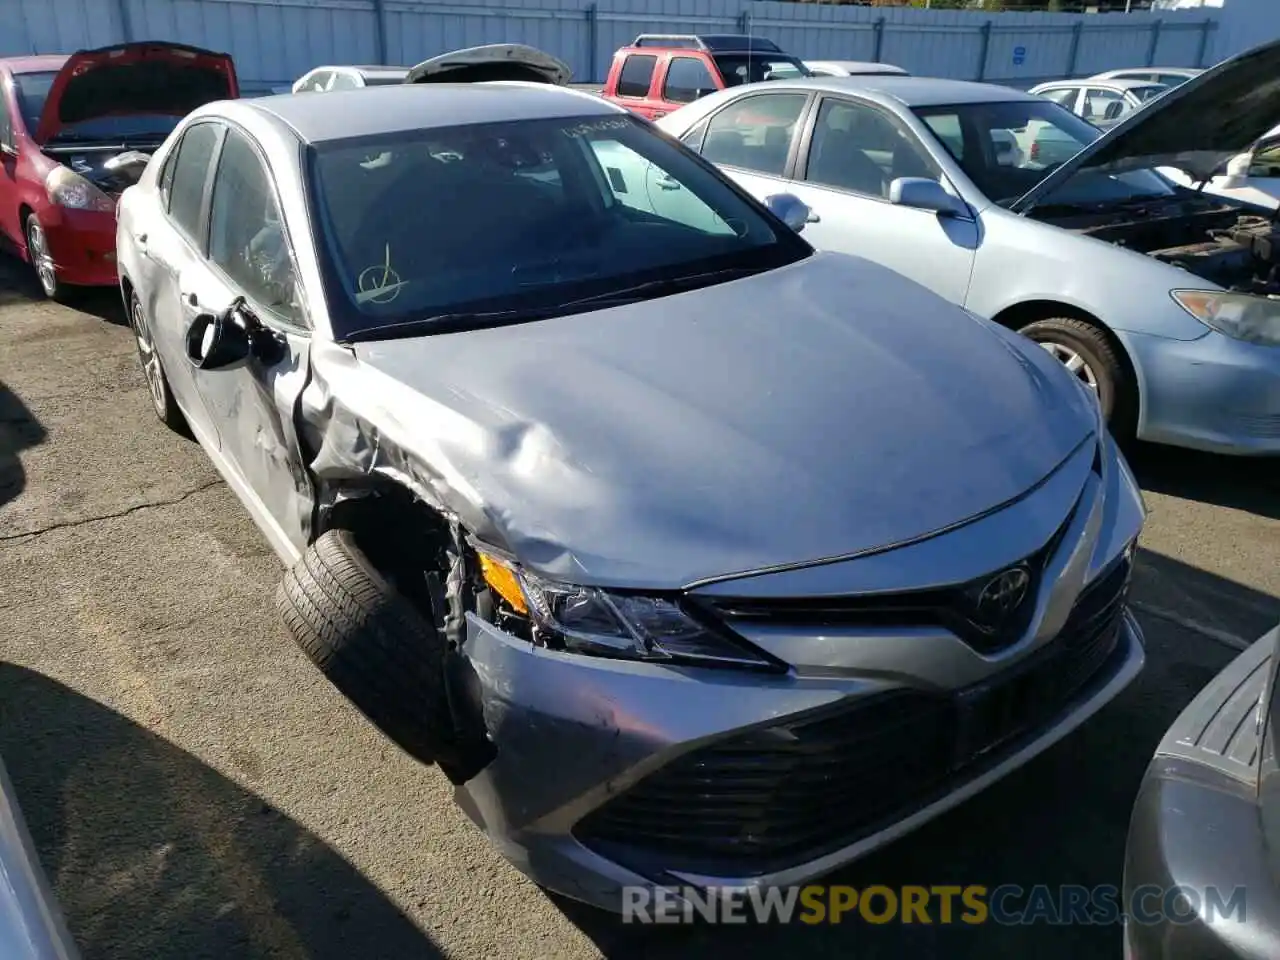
[0,42,238,300]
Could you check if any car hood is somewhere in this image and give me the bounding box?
[347,253,1096,589]
[1014,37,1280,212]
[34,42,238,145]
[404,44,571,86]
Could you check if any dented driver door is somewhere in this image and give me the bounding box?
[182,125,314,561]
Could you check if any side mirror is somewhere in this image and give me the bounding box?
[765,192,814,233]
[888,177,969,218]
[185,302,254,370]
[0,141,17,159]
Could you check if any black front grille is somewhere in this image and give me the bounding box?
[575,554,1131,878]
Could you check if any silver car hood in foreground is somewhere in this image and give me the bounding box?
[1015,36,1280,211]
[337,253,1095,589]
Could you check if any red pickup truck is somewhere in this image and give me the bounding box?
[597,34,811,120]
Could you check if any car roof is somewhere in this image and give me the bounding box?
[748,75,1037,107]
[1095,66,1201,76]
[1038,77,1166,91]
[243,83,619,143]
[0,55,68,74]
[805,60,908,74]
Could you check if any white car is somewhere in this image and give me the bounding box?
[1088,66,1204,88]
[1028,79,1169,130]
[804,60,908,77]
[291,64,408,93]
[1160,124,1280,210]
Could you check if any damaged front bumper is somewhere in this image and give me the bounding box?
[452,434,1147,911]
[456,608,1144,911]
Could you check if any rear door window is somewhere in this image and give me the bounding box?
[699,92,808,177]
[617,55,657,99]
[166,122,222,245]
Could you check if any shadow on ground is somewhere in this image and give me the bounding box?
[1126,441,1280,521]
[560,551,1279,960]
[0,253,125,323]
[0,382,46,513]
[0,664,440,960]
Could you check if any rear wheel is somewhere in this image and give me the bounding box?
[129,292,187,434]
[1018,316,1135,439]
[25,214,62,301]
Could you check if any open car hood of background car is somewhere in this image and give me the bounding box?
[34,41,238,145]
[1013,36,1280,213]
[404,43,572,86]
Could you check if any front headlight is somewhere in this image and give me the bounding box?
[44,166,115,213]
[1171,289,1280,347]
[479,554,778,670]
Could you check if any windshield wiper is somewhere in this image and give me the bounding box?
[342,307,559,343]
[342,266,767,344]
[559,265,766,309]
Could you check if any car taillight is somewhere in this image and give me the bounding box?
[1030,141,1040,161]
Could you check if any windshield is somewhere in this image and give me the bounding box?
[714,55,810,86]
[12,71,56,135]
[913,100,1178,208]
[307,113,809,340]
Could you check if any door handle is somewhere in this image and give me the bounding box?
[135,233,153,259]
[656,176,681,191]
[806,211,822,224]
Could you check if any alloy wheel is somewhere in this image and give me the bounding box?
[26,218,57,298]
[131,298,168,419]
[1038,340,1099,394]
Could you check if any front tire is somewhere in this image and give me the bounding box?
[25,214,62,301]
[1019,316,1135,439]
[277,528,459,766]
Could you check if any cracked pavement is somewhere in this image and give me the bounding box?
[0,255,1278,960]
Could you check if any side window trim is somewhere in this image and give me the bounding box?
[796,94,958,210]
[698,91,815,181]
[205,121,310,332]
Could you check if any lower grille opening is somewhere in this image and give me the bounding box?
[574,555,1131,878]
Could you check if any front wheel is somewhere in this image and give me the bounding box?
[25,214,62,301]
[1018,316,1135,439]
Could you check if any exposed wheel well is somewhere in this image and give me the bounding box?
[990,300,1141,420]
[120,273,134,306]
[319,482,458,611]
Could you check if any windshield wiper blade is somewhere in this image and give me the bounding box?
[561,266,764,308]
[342,266,765,343]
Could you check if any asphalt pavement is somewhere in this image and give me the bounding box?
[1,255,1278,960]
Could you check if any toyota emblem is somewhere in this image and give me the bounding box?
[972,566,1031,630]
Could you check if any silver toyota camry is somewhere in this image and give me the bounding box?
[115,54,1145,911]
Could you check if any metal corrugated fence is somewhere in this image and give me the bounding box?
[0,0,1221,91]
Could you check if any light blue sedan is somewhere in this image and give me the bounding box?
[658,39,1280,455]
